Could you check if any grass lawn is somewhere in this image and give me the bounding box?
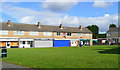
[2,45,119,68]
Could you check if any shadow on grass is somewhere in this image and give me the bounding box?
[97,47,120,54]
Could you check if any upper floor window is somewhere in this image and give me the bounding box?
[85,34,90,37]
[0,30,8,35]
[29,31,39,35]
[67,32,72,36]
[57,32,61,36]
[107,33,111,36]
[76,33,82,37]
[14,31,24,35]
[43,32,52,36]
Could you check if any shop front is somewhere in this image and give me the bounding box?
[0,37,19,48]
[19,38,34,48]
[53,38,70,47]
[70,39,79,46]
[92,39,98,45]
[80,39,90,46]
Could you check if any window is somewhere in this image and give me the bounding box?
[76,33,82,37]
[0,30,8,35]
[107,33,111,36]
[14,31,24,35]
[29,31,39,35]
[67,33,72,36]
[57,32,61,36]
[102,40,106,43]
[20,41,23,44]
[43,32,52,36]
[27,41,32,44]
[110,33,111,35]
[20,41,26,44]
[85,34,90,37]
[23,41,25,44]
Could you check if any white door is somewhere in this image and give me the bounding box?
[27,41,33,48]
[71,41,77,46]
[19,41,26,48]
[34,40,53,48]
[6,42,11,48]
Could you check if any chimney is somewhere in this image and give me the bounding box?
[37,22,41,28]
[59,24,63,29]
[7,20,11,26]
[79,25,82,30]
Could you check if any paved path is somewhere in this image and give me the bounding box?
[2,62,28,68]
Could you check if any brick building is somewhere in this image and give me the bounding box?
[0,20,93,48]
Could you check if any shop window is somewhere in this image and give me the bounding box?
[23,41,25,44]
[20,41,22,44]
[67,33,72,36]
[57,32,60,36]
[27,41,32,44]
[27,41,30,44]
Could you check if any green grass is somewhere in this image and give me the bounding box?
[2,45,119,68]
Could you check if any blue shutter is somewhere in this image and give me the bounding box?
[53,40,70,47]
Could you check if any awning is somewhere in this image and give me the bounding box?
[80,39,90,41]
[92,40,98,42]
[34,38,53,40]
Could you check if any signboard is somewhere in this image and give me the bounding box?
[0,38,18,41]
[19,38,34,41]
[55,38,79,40]
[34,38,53,40]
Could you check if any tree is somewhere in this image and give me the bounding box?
[109,24,117,28]
[97,34,106,38]
[86,25,99,39]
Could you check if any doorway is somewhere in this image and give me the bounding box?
[27,41,33,48]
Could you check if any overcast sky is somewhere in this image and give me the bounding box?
[0,0,118,34]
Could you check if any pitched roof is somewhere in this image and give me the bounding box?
[0,22,92,33]
[107,27,120,33]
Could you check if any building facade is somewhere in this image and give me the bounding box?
[106,27,120,45]
[0,20,93,48]
[97,38,107,45]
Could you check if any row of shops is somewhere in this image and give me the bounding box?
[0,37,91,48]
[92,38,107,45]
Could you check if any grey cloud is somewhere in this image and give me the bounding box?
[42,2,77,12]
[93,0,113,8]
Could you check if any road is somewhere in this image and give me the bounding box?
[2,62,27,68]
